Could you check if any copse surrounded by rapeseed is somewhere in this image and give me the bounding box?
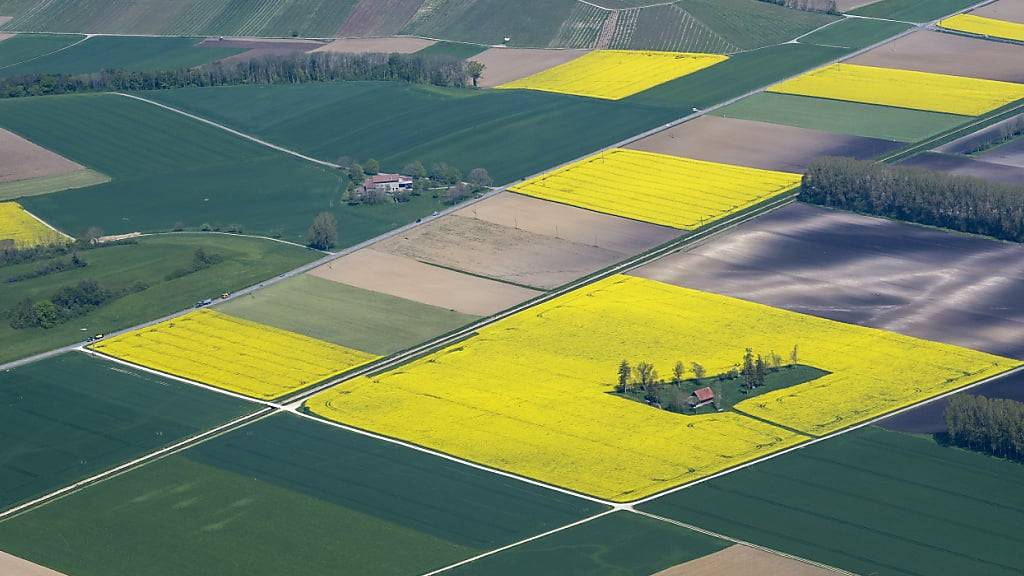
[509,148,801,229]
[940,14,1024,42]
[90,309,378,400]
[0,201,69,248]
[497,50,728,100]
[306,275,1017,501]
[769,63,1024,116]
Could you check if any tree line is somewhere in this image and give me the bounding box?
[964,116,1024,155]
[0,51,471,99]
[801,157,1024,243]
[944,394,1024,462]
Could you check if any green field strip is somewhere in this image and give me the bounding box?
[798,16,912,49]
[0,33,83,68]
[0,352,257,512]
[0,413,605,576]
[713,93,969,142]
[401,0,579,48]
[415,40,488,60]
[445,511,731,576]
[850,0,982,22]
[676,0,838,51]
[0,168,108,201]
[0,233,317,364]
[216,274,480,355]
[639,426,1024,576]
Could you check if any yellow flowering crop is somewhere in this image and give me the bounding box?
[509,148,801,230]
[0,202,69,248]
[496,50,728,100]
[90,309,379,401]
[306,276,1017,501]
[940,14,1024,42]
[769,63,1024,116]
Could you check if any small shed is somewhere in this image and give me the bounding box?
[689,386,715,408]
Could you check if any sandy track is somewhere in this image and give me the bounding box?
[848,30,1024,83]
[308,248,540,316]
[313,37,435,54]
[627,115,900,172]
[0,127,84,183]
[472,47,589,87]
[654,545,835,576]
[973,0,1024,23]
[0,552,67,576]
[900,151,1024,185]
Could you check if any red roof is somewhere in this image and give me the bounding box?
[693,387,714,402]
[367,173,403,184]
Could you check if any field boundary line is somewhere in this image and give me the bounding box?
[140,230,314,250]
[0,32,92,71]
[17,204,75,242]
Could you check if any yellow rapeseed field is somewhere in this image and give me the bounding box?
[90,309,378,401]
[306,275,1017,501]
[496,50,728,100]
[0,202,69,248]
[940,14,1024,42]
[769,63,1024,116]
[508,148,801,230]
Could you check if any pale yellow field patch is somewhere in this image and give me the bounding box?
[509,148,801,230]
[939,14,1024,42]
[90,309,378,401]
[769,63,1024,116]
[496,49,727,100]
[0,202,69,248]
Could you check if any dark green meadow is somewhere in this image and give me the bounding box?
[850,0,982,22]
[0,413,605,576]
[0,33,84,68]
[640,426,1024,576]
[0,352,256,511]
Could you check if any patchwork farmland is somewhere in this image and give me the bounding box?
[2,0,1024,574]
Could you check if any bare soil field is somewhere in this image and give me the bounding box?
[626,115,900,172]
[198,37,324,64]
[0,17,11,27]
[0,32,13,42]
[454,191,678,254]
[472,47,589,87]
[900,151,1024,185]
[835,0,882,10]
[0,552,66,576]
[654,544,834,576]
[934,113,1023,154]
[375,213,634,289]
[308,248,540,316]
[974,0,1024,23]
[848,30,1024,83]
[0,127,83,183]
[976,137,1024,168]
[630,202,1024,359]
[338,0,424,37]
[313,37,435,54]
[880,370,1024,434]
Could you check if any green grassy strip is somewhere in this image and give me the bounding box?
[850,0,980,22]
[0,168,108,201]
[798,16,911,49]
[416,40,488,59]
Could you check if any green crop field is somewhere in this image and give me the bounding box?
[415,40,488,59]
[217,274,479,355]
[850,0,980,23]
[0,93,448,243]
[713,93,970,142]
[0,413,605,576]
[0,352,256,511]
[0,233,317,363]
[640,426,1024,576]
[0,168,109,201]
[676,0,837,51]
[145,81,683,185]
[446,511,729,576]
[0,33,84,68]
[0,36,244,77]
[402,0,580,48]
[797,16,911,50]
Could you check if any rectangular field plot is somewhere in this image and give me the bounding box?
[0,414,604,576]
[769,63,1024,116]
[497,50,728,100]
[509,149,801,230]
[0,352,256,512]
[850,0,982,23]
[639,426,1024,576]
[0,33,84,67]
[940,14,1024,42]
[848,30,1024,84]
[90,309,378,401]
[0,201,68,248]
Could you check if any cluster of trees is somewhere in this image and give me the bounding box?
[0,234,135,268]
[801,157,1024,243]
[164,247,223,281]
[944,394,1024,462]
[7,278,145,329]
[307,212,338,250]
[340,156,491,207]
[758,0,838,14]
[964,116,1024,155]
[5,252,86,283]
[0,51,471,99]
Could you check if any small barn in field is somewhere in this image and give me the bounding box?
[689,386,715,408]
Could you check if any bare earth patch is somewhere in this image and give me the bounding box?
[630,202,1024,359]
[973,0,1024,23]
[375,213,631,289]
[0,552,67,576]
[934,113,1023,154]
[900,151,1024,186]
[308,248,540,316]
[0,127,84,183]
[835,0,881,10]
[198,37,325,65]
[313,37,435,54]
[0,33,14,42]
[0,16,11,27]
[655,544,835,576]
[337,0,424,37]
[848,30,1024,83]
[976,137,1024,168]
[627,115,900,172]
[472,47,589,88]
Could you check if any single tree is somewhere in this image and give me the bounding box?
[672,361,685,384]
[349,163,365,184]
[335,156,354,169]
[364,158,381,175]
[754,355,767,388]
[306,212,337,250]
[617,360,631,393]
[80,226,104,244]
[742,347,755,388]
[790,344,799,366]
[633,361,658,391]
[691,362,706,380]
[444,182,471,205]
[466,60,485,87]
[468,167,492,188]
[403,160,427,179]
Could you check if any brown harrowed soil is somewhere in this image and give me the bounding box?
[848,30,1024,83]
[835,0,881,10]
[654,544,835,576]
[627,115,901,172]
[0,32,14,42]
[312,37,435,54]
[973,0,1024,23]
[308,248,540,316]
[337,0,424,37]
[472,47,589,87]
[975,137,1024,168]
[0,552,68,576]
[0,127,84,183]
[899,151,1024,186]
